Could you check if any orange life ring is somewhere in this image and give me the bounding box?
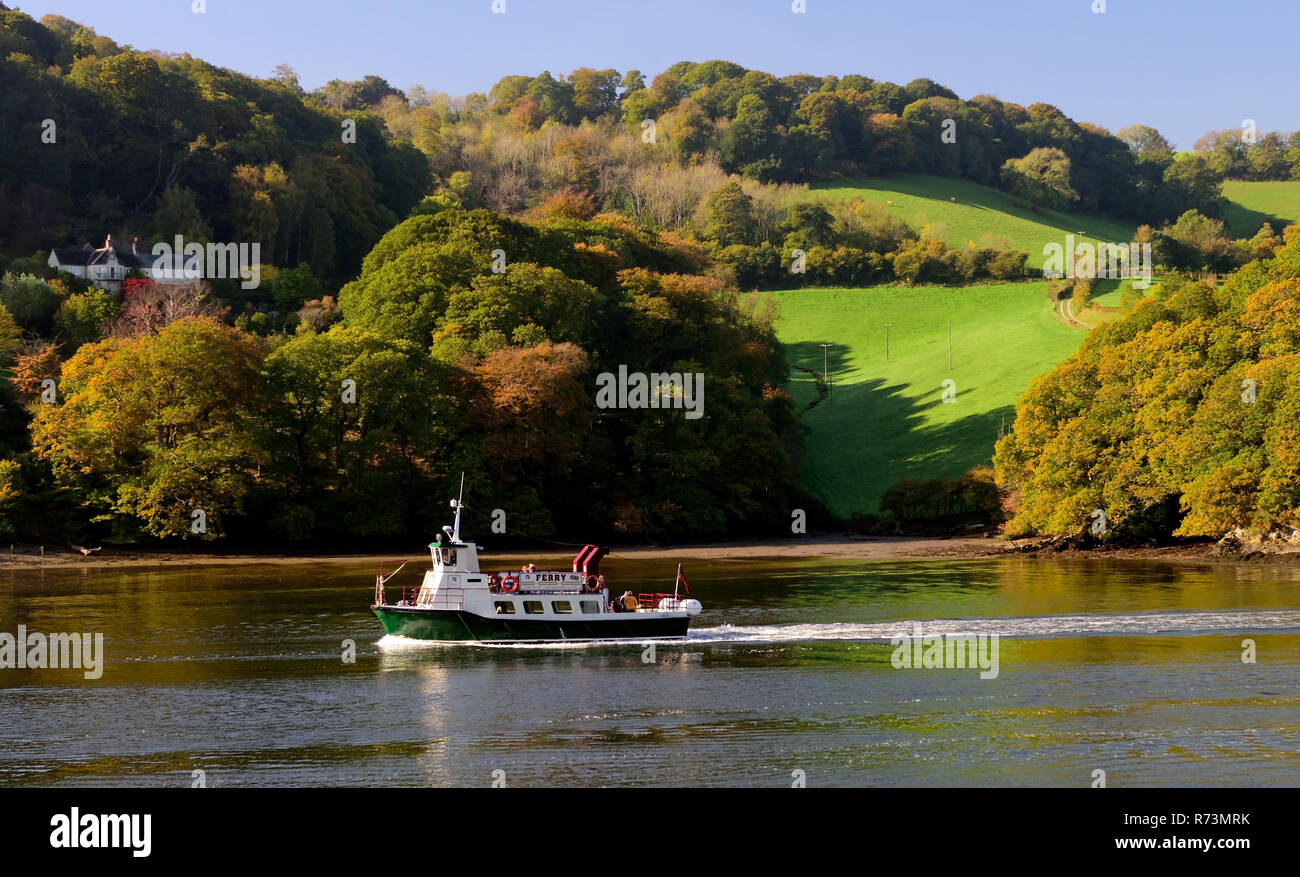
[501,575,519,594]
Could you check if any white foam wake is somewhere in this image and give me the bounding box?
[687,609,1300,643]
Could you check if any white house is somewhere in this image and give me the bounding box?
[48,236,197,292]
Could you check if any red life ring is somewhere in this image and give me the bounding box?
[584,575,600,593]
[501,575,519,594]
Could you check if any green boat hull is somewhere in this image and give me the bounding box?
[373,605,690,642]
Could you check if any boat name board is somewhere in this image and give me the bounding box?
[506,572,583,585]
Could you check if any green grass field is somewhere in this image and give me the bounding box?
[1222,180,1300,237]
[808,174,1137,270]
[764,174,1299,516]
[759,282,1084,517]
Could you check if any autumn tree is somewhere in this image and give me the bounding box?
[108,280,227,338]
[31,319,265,540]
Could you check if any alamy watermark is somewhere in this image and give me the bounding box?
[50,807,150,857]
[1042,235,1152,290]
[151,235,261,289]
[595,365,704,420]
[890,622,1000,679]
[0,625,104,679]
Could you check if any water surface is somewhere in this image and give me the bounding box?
[2,554,1298,787]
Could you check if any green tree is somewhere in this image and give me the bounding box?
[0,274,58,335]
[152,185,213,242]
[704,181,758,246]
[258,325,448,540]
[1000,147,1078,210]
[54,288,118,354]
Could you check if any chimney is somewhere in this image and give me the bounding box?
[104,234,113,250]
[132,236,140,255]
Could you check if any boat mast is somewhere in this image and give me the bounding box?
[451,472,465,542]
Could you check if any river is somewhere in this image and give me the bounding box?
[2,554,1298,787]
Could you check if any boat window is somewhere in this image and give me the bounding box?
[552,600,573,615]
[493,601,516,615]
[579,600,601,615]
[523,601,545,615]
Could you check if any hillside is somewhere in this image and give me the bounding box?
[808,175,1138,269]
[1222,180,1300,237]
[761,281,1082,517]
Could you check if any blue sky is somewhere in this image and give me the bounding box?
[13,0,1297,148]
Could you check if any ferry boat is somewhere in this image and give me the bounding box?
[371,491,702,643]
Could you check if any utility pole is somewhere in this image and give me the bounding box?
[819,343,831,392]
[947,320,952,370]
[883,323,893,362]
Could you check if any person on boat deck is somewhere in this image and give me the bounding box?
[621,591,638,611]
[524,562,536,574]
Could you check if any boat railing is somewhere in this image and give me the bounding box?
[632,593,684,612]
[422,586,465,610]
[375,560,418,606]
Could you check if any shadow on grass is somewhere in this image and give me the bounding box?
[810,175,1135,244]
[785,340,853,407]
[790,364,1016,515]
[1223,203,1291,239]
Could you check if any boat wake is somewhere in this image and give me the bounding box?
[374,609,1300,649]
[687,609,1300,644]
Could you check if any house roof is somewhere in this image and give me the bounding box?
[52,243,157,270]
[50,244,95,265]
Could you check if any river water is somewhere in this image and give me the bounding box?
[2,554,1298,787]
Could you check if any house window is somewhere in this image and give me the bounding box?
[551,600,573,615]
[579,600,601,615]
[522,601,545,615]
[493,601,516,615]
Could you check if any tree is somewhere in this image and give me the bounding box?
[31,319,265,540]
[995,229,1300,541]
[719,94,778,179]
[1117,124,1173,159]
[258,326,447,540]
[54,288,118,353]
[1157,153,1226,221]
[0,303,20,365]
[1158,210,1234,273]
[621,70,646,93]
[0,273,58,334]
[474,342,591,473]
[863,112,913,175]
[109,280,227,338]
[569,67,620,120]
[269,263,322,311]
[437,263,604,354]
[780,202,835,250]
[9,343,61,403]
[1001,147,1077,210]
[152,185,213,243]
[271,63,301,92]
[704,181,758,246]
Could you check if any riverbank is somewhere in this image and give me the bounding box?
[3,533,1291,571]
[0,535,1010,570]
